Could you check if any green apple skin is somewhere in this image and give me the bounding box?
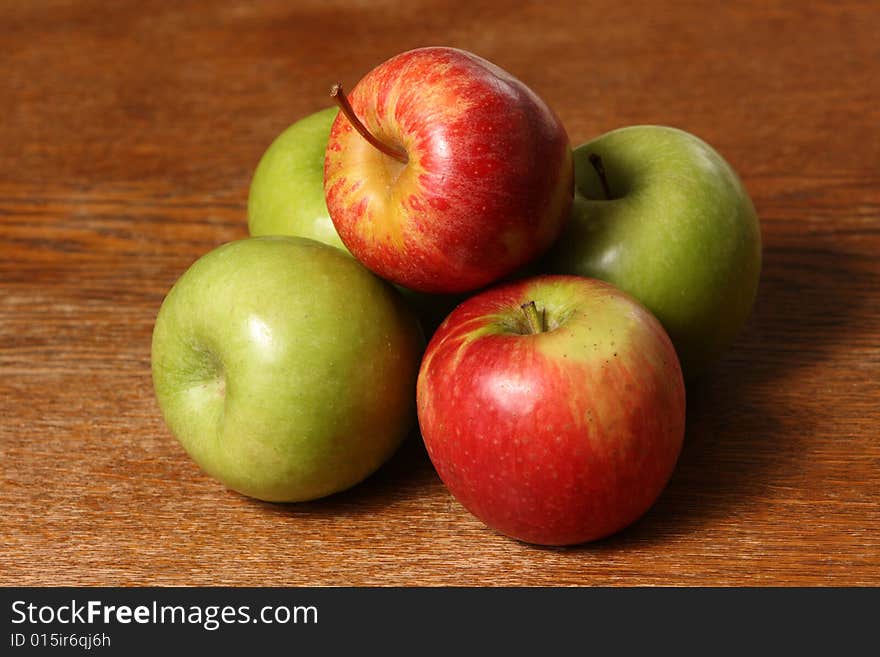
[543,126,762,377]
[151,236,424,502]
[247,107,345,249]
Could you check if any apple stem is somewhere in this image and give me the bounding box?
[330,83,408,164]
[588,153,613,200]
[520,301,546,334]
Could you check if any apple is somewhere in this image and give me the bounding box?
[324,46,574,294]
[417,274,685,545]
[542,125,762,377]
[247,107,344,248]
[151,236,424,502]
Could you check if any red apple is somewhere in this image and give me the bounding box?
[417,275,685,545]
[324,47,573,294]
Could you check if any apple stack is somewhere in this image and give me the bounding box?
[153,47,761,546]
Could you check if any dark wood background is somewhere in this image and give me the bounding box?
[2,0,877,586]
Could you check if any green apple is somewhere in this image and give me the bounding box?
[247,107,344,249]
[151,236,424,502]
[543,125,762,377]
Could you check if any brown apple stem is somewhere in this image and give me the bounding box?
[330,83,408,164]
[520,301,546,335]
[588,153,613,200]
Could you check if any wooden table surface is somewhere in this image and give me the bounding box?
[2,0,878,587]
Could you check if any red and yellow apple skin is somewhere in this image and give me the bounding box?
[416,275,685,546]
[324,47,574,294]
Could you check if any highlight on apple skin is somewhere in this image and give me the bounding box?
[324,46,574,295]
[151,236,425,503]
[416,274,686,546]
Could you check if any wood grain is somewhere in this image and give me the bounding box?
[1,0,878,586]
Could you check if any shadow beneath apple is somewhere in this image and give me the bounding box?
[249,430,440,519]
[564,234,874,550]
